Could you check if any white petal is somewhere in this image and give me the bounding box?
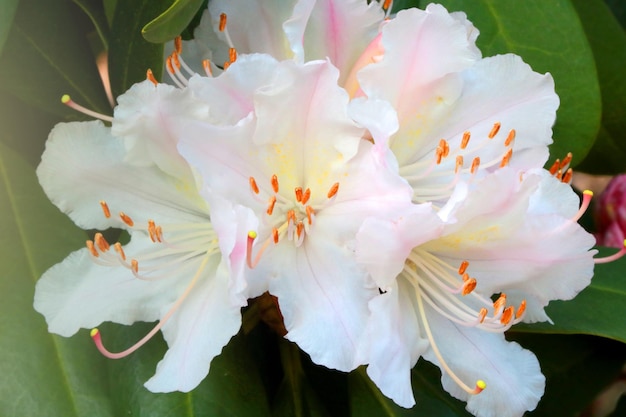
[34,236,198,337]
[358,279,428,408]
[423,304,545,417]
[284,0,384,84]
[37,121,208,230]
[144,256,244,392]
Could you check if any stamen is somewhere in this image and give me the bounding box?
[306,206,315,225]
[229,47,237,64]
[458,260,469,275]
[202,59,213,77]
[327,182,340,199]
[595,240,626,264]
[61,95,114,122]
[478,308,488,323]
[548,159,561,175]
[131,259,139,274]
[572,190,593,222]
[504,129,516,147]
[94,233,110,252]
[560,152,573,169]
[470,157,480,174]
[155,226,163,243]
[295,187,303,202]
[382,0,392,10]
[99,200,111,218]
[500,306,514,325]
[461,278,477,295]
[500,148,513,168]
[561,168,573,184]
[146,69,158,85]
[267,196,277,215]
[301,188,311,205]
[219,13,227,32]
[114,242,126,261]
[223,61,231,70]
[296,222,304,239]
[287,210,296,225]
[461,272,469,282]
[493,293,507,313]
[461,131,470,149]
[90,252,210,359]
[174,36,182,54]
[435,146,444,164]
[271,175,279,193]
[272,228,279,243]
[119,212,134,227]
[246,230,271,268]
[148,220,158,242]
[86,240,99,257]
[249,177,260,194]
[218,13,235,49]
[455,156,464,173]
[439,139,450,158]
[516,300,527,319]
[488,122,501,139]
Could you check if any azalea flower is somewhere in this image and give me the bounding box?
[176,54,416,371]
[34,80,255,392]
[594,174,626,248]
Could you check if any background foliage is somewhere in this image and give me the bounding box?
[1,0,626,416]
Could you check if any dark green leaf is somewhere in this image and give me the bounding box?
[419,0,601,167]
[142,0,206,44]
[514,248,626,343]
[0,0,110,117]
[108,0,171,97]
[104,324,271,417]
[0,0,18,57]
[103,0,117,27]
[572,0,626,175]
[605,0,626,29]
[0,141,113,417]
[348,364,471,417]
[72,0,112,50]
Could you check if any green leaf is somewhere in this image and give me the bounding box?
[572,0,626,175]
[348,364,471,417]
[0,0,111,117]
[0,141,114,417]
[72,0,112,50]
[103,323,272,417]
[142,0,206,44]
[108,0,170,97]
[0,0,18,57]
[418,0,601,167]
[514,248,626,343]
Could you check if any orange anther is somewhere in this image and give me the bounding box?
[174,36,182,54]
[155,226,163,243]
[500,306,514,325]
[114,242,126,261]
[306,205,315,225]
[478,308,488,323]
[296,222,304,239]
[435,146,444,164]
[86,240,99,257]
[223,61,231,70]
[267,196,277,215]
[516,300,527,319]
[295,187,303,202]
[272,228,279,243]
[166,56,175,74]
[548,159,560,175]
[146,69,158,85]
[383,0,392,10]
[500,148,513,168]
[287,210,296,224]
[94,233,110,252]
[458,260,469,275]
[99,200,111,218]
[148,220,157,242]
[461,131,471,149]
[504,129,516,147]
[554,169,563,181]
[462,278,477,295]
[560,152,573,168]
[455,155,464,173]
[327,182,340,199]
[461,272,470,282]
[219,13,227,32]
[301,188,311,205]
[488,122,501,139]
[202,59,213,77]
[131,259,139,274]
[229,47,237,63]
[119,212,134,227]
[562,168,573,184]
[271,175,279,193]
[172,52,181,69]
[438,139,449,158]
[470,157,480,174]
[493,293,507,312]
[249,177,260,194]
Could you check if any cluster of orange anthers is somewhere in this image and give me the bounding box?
[549,152,574,184]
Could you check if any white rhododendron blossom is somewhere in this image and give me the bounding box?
[34,1,609,416]
[35,84,256,393]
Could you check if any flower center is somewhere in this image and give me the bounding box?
[246,174,340,268]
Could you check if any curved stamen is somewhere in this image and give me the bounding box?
[61,95,113,122]
[595,240,626,264]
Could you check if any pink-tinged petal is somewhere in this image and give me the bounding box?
[112,80,209,180]
[284,0,384,85]
[357,280,428,408]
[176,10,229,76]
[188,54,282,125]
[34,237,198,337]
[356,204,442,289]
[37,121,207,230]
[422,303,545,417]
[208,0,297,60]
[144,256,244,392]
[348,97,399,167]
[358,5,480,110]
